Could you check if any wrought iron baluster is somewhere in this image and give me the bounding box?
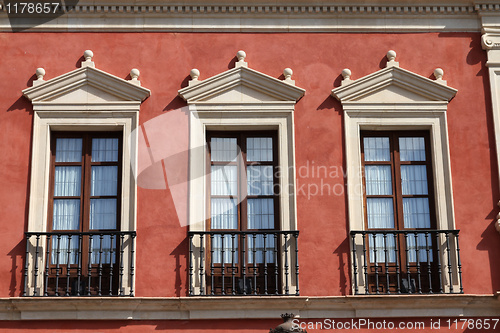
[414,232,422,294]
[404,232,411,294]
[210,233,214,296]
[455,231,463,294]
[294,232,299,296]
[119,233,125,296]
[87,235,93,296]
[435,231,443,293]
[351,233,358,295]
[23,234,31,297]
[252,233,257,295]
[372,234,379,295]
[231,233,236,296]
[445,232,453,293]
[383,233,390,294]
[77,234,83,296]
[55,234,61,296]
[130,233,136,297]
[362,233,368,294]
[65,235,72,296]
[34,235,40,296]
[263,233,268,295]
[109,234,115,296]
[425,232,432,294]
[189,233,193,296]
[221,234,225,295]
[44,235,51,296]
[284,232,289,296]
[242,233,247,295]
[98,234,104,296]
[274,233,278,295]
[200,234,205,296]
[394,233,401,294]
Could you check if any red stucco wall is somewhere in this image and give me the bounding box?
[0,317,495,332]
[0,32,498,299]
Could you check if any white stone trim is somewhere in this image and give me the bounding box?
[178,51,304,295]
[1,294,499,320]
[332,51,458,294]
[0,2,490,32]
[481,32,500,232]
[21,51,150,296]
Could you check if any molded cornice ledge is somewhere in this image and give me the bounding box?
[0,295,499,321]
[0,1,489,32]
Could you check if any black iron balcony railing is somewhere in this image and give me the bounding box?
[350,230,463,295]
[188,230,299,296]
[23,231,136,297]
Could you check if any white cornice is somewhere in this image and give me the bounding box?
[1,3,496,32]
[1,294,499,320]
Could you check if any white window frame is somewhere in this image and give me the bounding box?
[22,52,150,296]
[178,53,305,295]
[332,52,459,294]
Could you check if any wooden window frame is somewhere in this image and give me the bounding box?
[47,131,123,295]
[206,130,280,294]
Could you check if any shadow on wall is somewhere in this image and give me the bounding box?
[8,240,25,297]
[170,237,189,297]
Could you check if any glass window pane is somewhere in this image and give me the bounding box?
[247,165,274,196]
[247,198,274,229]
[51,235,80,265]
[211,198,237,229]
[363,137,390,161]
[89,198,117,230]
[52,199,80,230]
[369,233,396,263]
[406,233,433,263]
[399,137,426,161]
[401,165,428,195]
[365,165,392,195]
[247,137,273,162]
[54,166,81,197]
[367,198,395,229]
[211,138,238,162]
[91,166,118,196]
[403,198,431,229]
[90,235,116,264]
[248,234,276,264]
[211,165,237,196]
[92,138,119,162]
[55,138,82,162]
[212,235,238,264]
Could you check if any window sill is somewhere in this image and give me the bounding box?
[2,294,499,320]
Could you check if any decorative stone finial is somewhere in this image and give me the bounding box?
[341,68,353,86]
[283,68,295,85]
[129,68,141,86]
[434,68,447,85]
[82,49,95,68]
[235,50,248,68]
[386,50,399,67]
[189,68,201,86]
[33,68,46,86]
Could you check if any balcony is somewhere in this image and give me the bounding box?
[350,230,463,295]
[23,231,136,297]
[188,230,299,296]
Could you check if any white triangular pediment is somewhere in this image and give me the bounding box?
[23,66,150,104]
[178,66,305,104]
[354,83,433,103]
[332,66,457,104]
